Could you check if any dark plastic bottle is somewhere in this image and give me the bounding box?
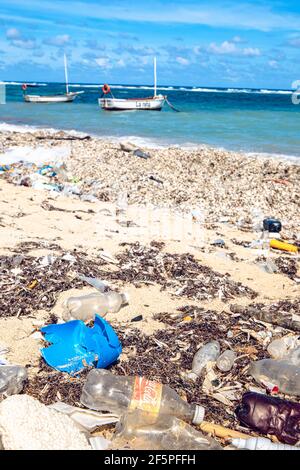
[235,392,300,445]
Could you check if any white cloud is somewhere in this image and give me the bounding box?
[95,57,112,69]
[268,60,279,69]
[44,34,71,46]
[209,41,237,54]
[10,38,37,49]
[208,41,260,57]
[6,28,21,39]
[176,56,190,65]
[242,47,261,57]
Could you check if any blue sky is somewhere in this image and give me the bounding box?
[0,0,300,88]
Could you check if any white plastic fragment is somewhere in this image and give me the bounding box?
[48,401,119,431]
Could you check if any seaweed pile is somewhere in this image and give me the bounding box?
[0,247,108,317]
[110,242,257,302]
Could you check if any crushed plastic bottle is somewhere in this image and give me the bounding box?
[81,369,205,425]
[112,411,221,451]
[63,291,128,322]
[267,336,300,361]
[236,392,300,445]
[0,365,28,395]
[249,359,300,396]
[216,350,236,372]
[231,437,300,451]
[187,341,220,381]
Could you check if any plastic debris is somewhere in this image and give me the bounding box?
[62,291,128,322]
[40,315,122,374]
[0,365,28,396]
[81,369,205,425]
[187,341,220,381]
[48,401,119,431]
[236,392,300,445]
[249,359,300,396]
[231,437,300,451]
[78,274,109,292]
[216,350,237,372]
[112,412,221,451]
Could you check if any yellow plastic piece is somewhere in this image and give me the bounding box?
[270,239,298,253]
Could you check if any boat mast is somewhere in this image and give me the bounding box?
[64,53,69,95]
[154,56,157,97]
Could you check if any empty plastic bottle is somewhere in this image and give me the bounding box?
[267,336,300,361]
[81,369,205,425]
[236,392,300,445]
[231,437,300,451]
[249,359,300,396]
[0,365,27,395]
[216,350,236,372]
[63,291,128,322]
[112,411,221,451]
[187,341,220,381]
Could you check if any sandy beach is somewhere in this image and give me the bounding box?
[0,128,299,447]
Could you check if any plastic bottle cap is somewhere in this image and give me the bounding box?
[193,405,205,424]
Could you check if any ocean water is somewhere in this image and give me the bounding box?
[0,82,299,158]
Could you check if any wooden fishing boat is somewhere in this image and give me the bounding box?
[99,58,166,111]
[23,54,84,103]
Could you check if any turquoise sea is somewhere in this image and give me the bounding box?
[1,82,299,158]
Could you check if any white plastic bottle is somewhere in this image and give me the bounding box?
[217,350,236,372]
[63,291,129,322]
[231,437,300,451]
[187,341,220,381]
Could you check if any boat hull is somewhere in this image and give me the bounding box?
[99,97,165,111]
[24,93,80,103]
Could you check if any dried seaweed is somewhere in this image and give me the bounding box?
[0,246,108,317]
[108,242,257,302]
[274,256,299,281]
[233,300,300,332]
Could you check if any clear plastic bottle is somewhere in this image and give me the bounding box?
[187,341,220,381]
[267,336,300,361]
[231,437,300,451]
[81,369,205,425]
[0,365,28,395]
[63,291,128,322]
[216,350,236,372]
[112,411,221,451]
[249,359,300,396]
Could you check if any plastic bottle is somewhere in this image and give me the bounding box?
[63,291,128,322]
[216,350,236,372]
[81,369,205,425]
[231,437,299,451]
[249,359,300,396]
[267,336,300,361]
[235,392,300,445]
[112,411,221,451]
[187,341,220,381]
[0,365,28,395]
